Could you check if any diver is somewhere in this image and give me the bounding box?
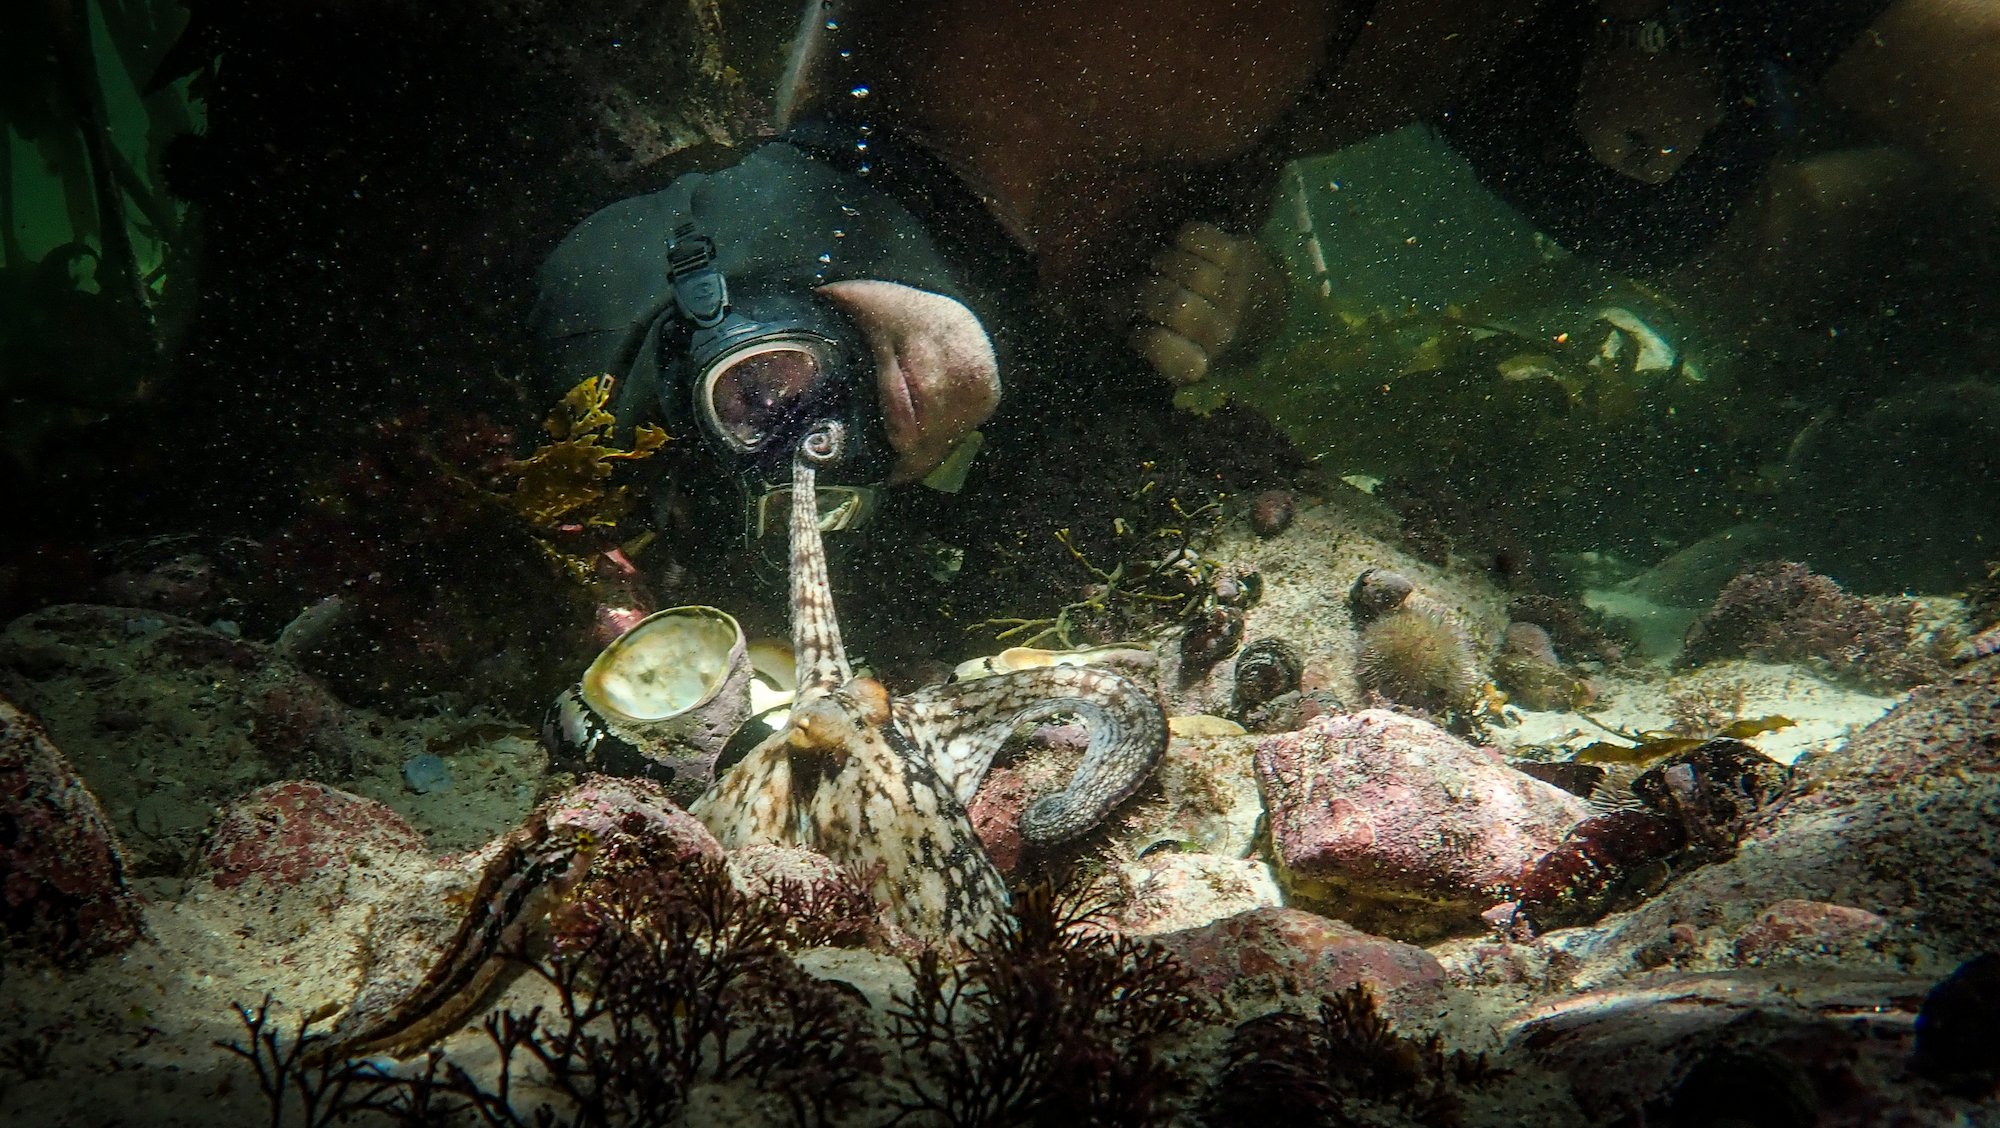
[530,0,1999,561]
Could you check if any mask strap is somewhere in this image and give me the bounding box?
[666,224,729,330]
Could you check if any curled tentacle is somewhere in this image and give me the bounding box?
[895,664,1167,844]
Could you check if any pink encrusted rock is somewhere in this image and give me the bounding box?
[0,694,142,961]
[1547,662,2000,971]
[1153,906,1445,1020]
[966,763,1034,875]
[200,780,427,889]
[542,773,723,866]
[1255,710,1588,933]
[1732,899,1890,967]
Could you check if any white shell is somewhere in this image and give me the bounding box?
[951,644,1155,682]
[582,606,746,723]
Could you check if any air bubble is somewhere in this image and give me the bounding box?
[850,85,871,99]
[825,18,839,30]
[817,253,833,264]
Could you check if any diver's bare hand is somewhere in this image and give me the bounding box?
[1128,222,1279,386]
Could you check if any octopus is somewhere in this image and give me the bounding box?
[321,433,1166,1057]
[689,438,1169,946]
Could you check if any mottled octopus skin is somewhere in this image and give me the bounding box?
[691,454,1167,947]
[319,452,1168,1058]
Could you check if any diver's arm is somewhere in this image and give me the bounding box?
[1822,0,2000,205]
[1128,221,1284,387]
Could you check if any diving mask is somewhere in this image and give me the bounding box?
[662,224,892,546]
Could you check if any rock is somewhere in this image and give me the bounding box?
[727,843,896,950]
[1914,953,2000,1098]
[1256,710,1589,938]
[1545,662,2000,981]
[99,552,218,617]
[1103,853,1282,936]
[967,762,1035,875]
[1732,900,1889,968]
[401,752,452,794]
[1679,561,1944,691]
[0,694,142,962]
[1494,622,1586,711]
[1153,906,1445,1021]
[1247,489,1296,538]
[540,773,723,868]
[1507,970,1973,1127]
[0,605,394,873]
[727,842,847,896]
[1108,729,1265,860]
[199,780,428,889]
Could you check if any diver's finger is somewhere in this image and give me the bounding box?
[1136,273,1226,350]
[1172,222,1249,270]
[1130,324,1211,386]
[1148,245,1230,303]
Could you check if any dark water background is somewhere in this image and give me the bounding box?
[5,0,1997,715]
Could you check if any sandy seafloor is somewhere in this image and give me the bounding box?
[1,479,1994,1127]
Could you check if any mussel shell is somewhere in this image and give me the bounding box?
[1178,606,1245,680]
[1231,637,1303,711]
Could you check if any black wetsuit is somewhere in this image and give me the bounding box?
[1437,0,1897,270]
[530,122,1034,434]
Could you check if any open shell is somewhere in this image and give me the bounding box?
[540,606,753,805]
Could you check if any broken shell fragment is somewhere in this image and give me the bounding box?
[1167,714,1247,737]
[951,644,1157,683]
[541,606,753,806]
[1348,567,1415,626]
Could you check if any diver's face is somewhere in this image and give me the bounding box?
[816,280,1000,483]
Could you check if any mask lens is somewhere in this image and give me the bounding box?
[703,344,825,451]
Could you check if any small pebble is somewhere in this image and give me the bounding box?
[401,753,453,795]
[1248,489,1296,538]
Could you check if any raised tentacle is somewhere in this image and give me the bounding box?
[789,454,850,699]
[894,664,1168,844]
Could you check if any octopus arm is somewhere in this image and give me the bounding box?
[894,665,1167,844]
